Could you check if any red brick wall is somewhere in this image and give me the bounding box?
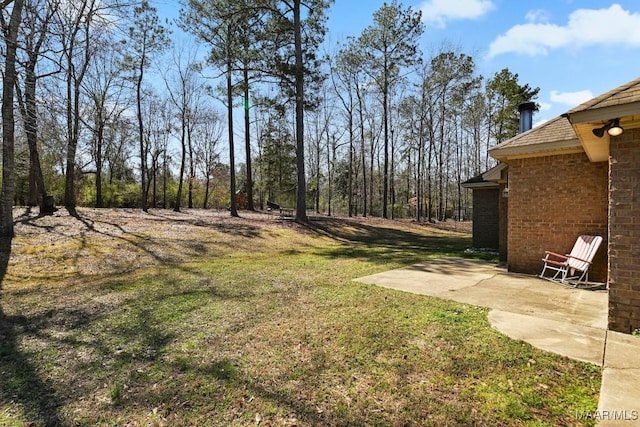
[499,183,508,263]
[472,188,499,250]
[507,153,609,281]
[608,129,640,333]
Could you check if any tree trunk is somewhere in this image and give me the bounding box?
[369,126,374,216]
[137,60,148,212]
[315,126,320,214]
[293,0,307,221]
[163,149,168,208]
[243,67,254,210]
[1,0,24,236]
[416,116,425,222]
[18,66,49,212]
[151,154,157,208]
[427,127,435,222]
[64,53,87,210]
[187,114,194,209]
[348,123,353,218]
[64,70,76,209]
[227,49,238,217]
[357,88,367,217]
[390,126,395,219]
[382,65,389,219]
[203,174,210,209]
[174,111,186,212]
[94,106,104,208]
[326,136,331,216]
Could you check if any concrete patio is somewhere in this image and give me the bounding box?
[355,257,640,426]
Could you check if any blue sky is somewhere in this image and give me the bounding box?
[157,1,640,127]
[325,0,640,126]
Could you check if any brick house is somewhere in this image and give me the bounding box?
[484,77,640,334]
[461,163,508,261]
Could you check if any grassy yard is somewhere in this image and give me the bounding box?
[0,208,600,426]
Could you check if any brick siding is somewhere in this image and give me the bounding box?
[499,183,508,263]
[507,153,608,281]
[472,188,499,250]
[608,129,640,333]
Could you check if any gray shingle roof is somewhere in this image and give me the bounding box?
[489,116,577,151]
[489,76,640,162]
[566,76,640,114]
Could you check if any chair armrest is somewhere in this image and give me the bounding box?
[567,255,593,265]
[542,259,568,267]
[543,251,568,260]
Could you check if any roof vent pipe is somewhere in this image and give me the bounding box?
[518,102,536,133]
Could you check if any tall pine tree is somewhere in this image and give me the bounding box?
[357,0,424,218]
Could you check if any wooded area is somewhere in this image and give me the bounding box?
[0,0,538,236]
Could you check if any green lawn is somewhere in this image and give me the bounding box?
[0,209,600,426]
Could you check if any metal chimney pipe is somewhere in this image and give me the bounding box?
[518,102,536,133]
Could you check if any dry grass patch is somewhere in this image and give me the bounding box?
[0,208,599,426]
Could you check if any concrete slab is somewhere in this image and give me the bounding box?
[355,258,608,359]
[355,257,501,297]
[604,331,640,369]
[355,257,640,426]
[488,310,605,365]
[597,369,640,426]
[356,259,608,330]
[597,331,640,426]
[458,273,608,329]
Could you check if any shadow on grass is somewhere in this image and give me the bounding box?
[153,356,331,426]
[0,235,67,425]
[301,217,476,266]
[0,281,180,425]
[14,207,267,277]
[0,216,193,425]
[145,209,265,238]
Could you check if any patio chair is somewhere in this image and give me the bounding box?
[540,235,603,284]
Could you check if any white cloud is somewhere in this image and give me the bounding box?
[525,9,550,24]
[537,101,553,112]
[420,0,495,28]
[488,4,640,58]
[550,89,594,106]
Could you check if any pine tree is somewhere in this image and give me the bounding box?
[357,0,424,219]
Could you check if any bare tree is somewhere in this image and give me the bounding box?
[55,0,102,210]
[123,0,170,212]
[193,109,223,209]
[331,43,360,217]
[82,41,130,207]
[15,0,58,213]
[142,94,173,209]
[163,45,204,211]
[1,0,25,236]
[427,51,478,220]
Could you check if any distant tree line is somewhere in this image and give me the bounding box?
[0,0,538,236]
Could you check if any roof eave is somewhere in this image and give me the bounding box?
[565,102,640,162]
[565,101,640,124]
[460,181,499,189]
[489,139,584,162]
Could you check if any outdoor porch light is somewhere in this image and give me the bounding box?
[607,118,624,136]
[592,118,624,137]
